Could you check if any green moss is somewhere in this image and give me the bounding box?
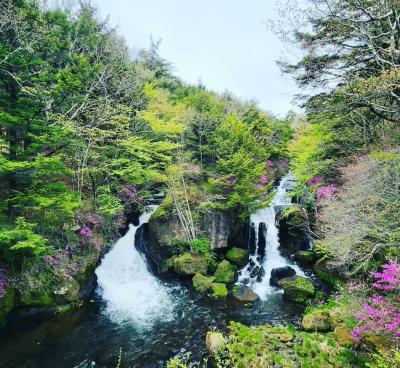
[314,257,341,288]
[173,252,208,276]
[294,250,316,265]
[226,247,248,267]
[0,287,16,325]
[209,282,228,299]
[192,273,215,294]
[162,256,177,273]
[56,303,74,314]
[278,276,315,304]
[213,260,236,283]
[20,290,56,306]
[212,322,357,368]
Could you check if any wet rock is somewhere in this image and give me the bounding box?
[270,266,296,286]
[206,331,226,354]
[213,260,236,283]
[250,266,260,278]
[302,310,332,332]
[278,276,315,304]
[333,325,353,346]
[226,248,248,267]
[232,286,258,302]
[173,253,208,276]
[256,267,265,282]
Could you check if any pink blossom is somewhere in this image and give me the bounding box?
[316,184,337,200]
[79,226,93,237]
[308,176,324,186]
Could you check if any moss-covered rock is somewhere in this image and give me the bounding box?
[226,247,248,267]
[280,205,308,227]
[19,290,57,306]
[278,276,315,304]
[209,282,228,299]
[302,310,332,332]
[173,253,208,276]
[293,250,316,265]
[314,256,340,288]
[161,256,177,273]
[206,331,226,354]
[192,273,215,294]
[333,325,353,346]
[213,260,236,283]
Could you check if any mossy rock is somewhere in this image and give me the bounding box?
[293,250,316,265]
[20,290,57,306]
[226,247,248,267]
[302,310,332,332]
[314,256,340,288]
[280,205,307,227]
[173,253,208,276]
[192,273,215,294]
[213,260,236,283]
[206,331,226,354]
[209,283,228,299]
[278,276,315,304]
[161,256,177,273]
[333,325,353,346]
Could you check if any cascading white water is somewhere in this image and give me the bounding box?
[96,206,176,328]
[237,173,304,301]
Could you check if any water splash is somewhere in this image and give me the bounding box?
[96,206,176,328]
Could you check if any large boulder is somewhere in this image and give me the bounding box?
[192,273,215,294]
[226,247,248,267]
[232,286,258,302]
[270,266,296,286]
[214,260,236,283]
[278,276,315,304]
[206,331,226,354]
[173,253,208,276]
[302,310,332,332]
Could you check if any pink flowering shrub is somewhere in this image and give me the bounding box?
[79,226,93,237]
[316,184,337,200]
[352,260,400,342]
[308,175,324,186]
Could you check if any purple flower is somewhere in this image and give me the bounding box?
[308,176,324,186]
[119,184,143,205]
[79,226,93,237]
[316,184,337,200]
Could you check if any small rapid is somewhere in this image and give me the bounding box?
[95,206,176,328]
[238,173,304,300]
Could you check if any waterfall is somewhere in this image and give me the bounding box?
[237,173,304,301]
[95,206,176,328]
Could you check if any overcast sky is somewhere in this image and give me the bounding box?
[93,0,301,117]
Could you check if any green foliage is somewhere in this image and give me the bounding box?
[366,349,400,368]
[0,218,49,261]
[213,322,357,368]
[191,236,216,267]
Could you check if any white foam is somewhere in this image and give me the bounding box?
[96,206,176,328]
